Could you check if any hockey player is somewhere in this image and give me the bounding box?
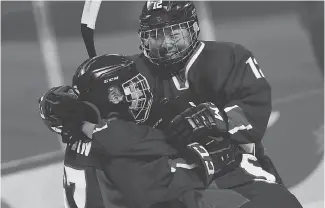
[77,0,303,206]
[129,1,303,207]
[39,54,248,208]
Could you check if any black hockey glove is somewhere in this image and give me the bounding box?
[38,85,101,143]
[183,142,215,186]
[167,102,239,181]
[167,102,228,147]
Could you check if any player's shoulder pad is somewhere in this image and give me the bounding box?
[202,41,252,62]
[202,41,235,52]
[232,43,253,62]
[201,41,234,59]
[189,41,258,92]
[191,41,238,80]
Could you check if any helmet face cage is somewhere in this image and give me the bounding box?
[139,20,199,66]
[122,73,153,123]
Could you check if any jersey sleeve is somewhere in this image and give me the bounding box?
[92,119,178,157]
[92,119,205,208]
[106,156,204,208]
[208,44,272,144]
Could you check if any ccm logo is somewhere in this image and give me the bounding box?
[104,76,119,83]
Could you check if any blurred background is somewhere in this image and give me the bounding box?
[1,1,324,208]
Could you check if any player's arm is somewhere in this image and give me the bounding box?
[88,119,178,156]
[90,119,214,184]
[87,119,213,208]
[105,154,204,208]
[208,44,272,144]
[90,119,215,182]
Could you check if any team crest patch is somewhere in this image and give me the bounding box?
[108,86,124,104]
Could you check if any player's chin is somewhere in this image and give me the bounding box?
[164,50,189,62]
[165,52,183,61]
[149,54,181,66]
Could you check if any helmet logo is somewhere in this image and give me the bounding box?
[108,86,124,104]
[147,0,162,10]
[104,76,119,83]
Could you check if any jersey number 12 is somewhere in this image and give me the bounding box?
[245,57,265,79]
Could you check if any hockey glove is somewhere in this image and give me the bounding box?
[38,85,101,143]
[167,102,239,179]
[167,102,228,147]
[202,135,239,178]
[184,142,215,186]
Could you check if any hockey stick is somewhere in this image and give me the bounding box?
[81,0,102,58]
[80,1,104,122]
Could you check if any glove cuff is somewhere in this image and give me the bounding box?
[184,142,215,186]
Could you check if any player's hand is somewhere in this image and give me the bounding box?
[201,135,238,178]
[183,142,215,186]
[167,102,228,147]
[167,102,239,179]
[38,85,80,132]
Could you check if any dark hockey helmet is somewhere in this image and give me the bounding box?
[72,54,153,123]
[138,1,200,70]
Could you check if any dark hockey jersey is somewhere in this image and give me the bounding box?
[62,41,273,208]
[63,119,206,208]
[127,40,275,188]
[63,140,128,208]
[129,41,272,145]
